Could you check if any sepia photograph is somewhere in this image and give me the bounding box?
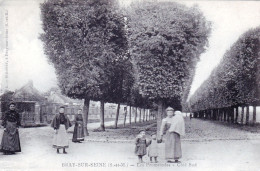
[0,0,260,170]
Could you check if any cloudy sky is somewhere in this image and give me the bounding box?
[0,0,260,98]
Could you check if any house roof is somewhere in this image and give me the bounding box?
[45,89,83,105]
[12,80,45,102]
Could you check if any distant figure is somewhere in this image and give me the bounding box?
[135,130,149,163]
[158,107,185,163]
[0,102,21,155]
[72,109,84,143]
[190,113,192,120]
[51,106,72,154]
[148,133,158,163]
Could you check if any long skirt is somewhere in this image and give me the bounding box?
[0,121,21,152]
[165,131,182,160]
[53,125,69,149]
[72,123,84,142]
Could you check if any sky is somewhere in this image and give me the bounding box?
[0,0,260,98]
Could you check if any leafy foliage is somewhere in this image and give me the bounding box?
[40,0,129,103]
[0,91,14,102]
[190,27,260,111]
[126,1,211,108]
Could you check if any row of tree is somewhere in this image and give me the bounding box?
[122,107,157,128]
[40,0,211,135]
[189,27,260,125]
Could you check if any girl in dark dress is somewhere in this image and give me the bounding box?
[135,130,150,163]
[0,102,21,155]
[72,112,84,143]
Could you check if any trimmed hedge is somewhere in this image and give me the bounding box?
[190,27,260,112]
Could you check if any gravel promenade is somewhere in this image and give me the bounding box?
[0,118,259,171]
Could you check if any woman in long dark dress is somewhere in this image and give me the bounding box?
[158,107,185,163]
[51,106,72,154]
[72,111,84,143]
[0,102,21,155]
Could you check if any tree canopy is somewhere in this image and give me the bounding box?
[126,1,211,109]
[40,0,133,131]
[189,27,260,112]
[40,0,128,103]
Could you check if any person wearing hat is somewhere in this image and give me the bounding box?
[0,102,21,155]
[158,107,185,163]
[134,129,150,163]
[51,106,72,154]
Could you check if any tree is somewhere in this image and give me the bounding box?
[189,27,260,125]
[40,0,127,132]
[0,91,14,102]
[0,91,15,115]
[112,53,135,129]
[126,1,211,137]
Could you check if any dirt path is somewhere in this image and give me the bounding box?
[67,117,133,132]
[0,118,259,171]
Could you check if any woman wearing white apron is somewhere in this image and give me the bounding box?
[51,106,72,154]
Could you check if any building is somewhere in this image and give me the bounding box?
[0,80,45,126]
[0,81,139,126]
[41,88,83,123]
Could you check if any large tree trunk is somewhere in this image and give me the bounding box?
[141,108,143,122]
[156,100,164,139]
[224,108,227,122]
[235,106,239,123]
[245,106,249,125]
[100,100,105,131]
[226,108,228,122]
[146,109,148,121]
[143,108,145,122]
[114,103,120,129]
[231,107,234,123]
[83,98,90,136]
[145,109,147,121]
[253,106,256,125]
[123,106,127,127]
[134,107,137,123]
[214,109,217,120]
[129,105,132,125]
[139,108,142,123]
[241,106,244,124]
[227,108,230,122]
[221,109,224,121]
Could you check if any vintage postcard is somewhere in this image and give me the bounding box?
[0,0,260,170]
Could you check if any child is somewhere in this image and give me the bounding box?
[148,134,159,163]
[135,130,149,163]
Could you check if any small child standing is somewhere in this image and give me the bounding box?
[135,130,149,163]
[148,134,159,163]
